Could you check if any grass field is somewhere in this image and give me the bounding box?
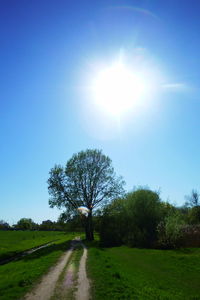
[0,230,72,261]
[87,242,200,299]
[0,231,77,300]
[2,231,200,300]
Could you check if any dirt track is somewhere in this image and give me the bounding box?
[76,243,90,300]
[24,238,90,300]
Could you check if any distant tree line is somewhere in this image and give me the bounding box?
[0,218,69,231]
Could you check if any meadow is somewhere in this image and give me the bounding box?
[0,231,77,300]
[1,230,200,299]
[87,242,200,300]
[0,230,70,261]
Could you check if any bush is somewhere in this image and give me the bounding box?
[157,211,186,249]
[99,198,126,246]
[0,220,10,230]
[187,206,200,224]
[124,189,162,247]
[99,188,163,248]
[181,224,200,247]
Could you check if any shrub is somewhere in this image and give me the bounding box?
[157,211,186,249]
[99,188,163,248]
[124,189,162,247]
[181,224,200,247]
[99,198,126,246]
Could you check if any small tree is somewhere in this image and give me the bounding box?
[0,220,10,230]
[15,218,36,230]
[124,188,162,247]
[39,220,55,231]
[185,189,200,207]
[185,190,200,224]
[99,198,127,246]
[48,149,124,240]
[99,188,163,247]
[157,211,186,248]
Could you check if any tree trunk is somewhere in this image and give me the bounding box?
[85,212,94,241]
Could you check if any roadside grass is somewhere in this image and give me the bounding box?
[87,242,200,299]
[0,232,78,300]
[0,231,71,261]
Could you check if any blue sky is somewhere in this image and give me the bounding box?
[1,0,200,224]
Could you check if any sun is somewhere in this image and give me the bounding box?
[91,62,153,117]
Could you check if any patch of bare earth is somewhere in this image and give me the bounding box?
[24,238,90,300]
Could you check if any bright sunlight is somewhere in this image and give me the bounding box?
[91,61,157,117]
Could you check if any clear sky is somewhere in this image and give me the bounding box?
[1,0,200,224]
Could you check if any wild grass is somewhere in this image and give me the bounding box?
[0,230,69,261]
[87,243,200,299]
[0,232,77,300]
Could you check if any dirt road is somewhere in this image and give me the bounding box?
[24,237,90,300]
[76,243,90,300]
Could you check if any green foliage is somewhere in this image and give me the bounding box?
[99,188,163,247]
[87,244,200,300]
[15,218,37,230]
[39,219,65,231]
[99,198,127,246]
[185,189,200,207]
[157,211,186,249]
[48,149,124,240]
[0,220,10,230]
[125,189,163,247]
[187,206,200,224]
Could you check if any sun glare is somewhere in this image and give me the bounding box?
[91,62,155,117]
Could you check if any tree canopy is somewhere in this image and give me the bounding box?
[99,188,163,247]
[48,149,125,240]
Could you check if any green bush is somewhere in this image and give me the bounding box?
[157,211,186,248]
[124,189,162,247]
[99,198,126,246]
[99,188,163,248]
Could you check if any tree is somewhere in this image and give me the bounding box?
[99,188,163,247]
[0,220,10,230]
[39,220,55,231]
[99,197,127,246]
[185,189,200,207]
[15,218,37,230]
[125,188,163,247]
[48,149,125,240]
[185,190,200,224]
[157,211,186,248]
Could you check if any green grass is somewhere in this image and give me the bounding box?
[87,243,200,299]
[0,230,70,261]
[0,231,78,300]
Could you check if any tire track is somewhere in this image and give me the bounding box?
[24,243,74,300]
[24,237,90,300]
[75,243,90,300]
